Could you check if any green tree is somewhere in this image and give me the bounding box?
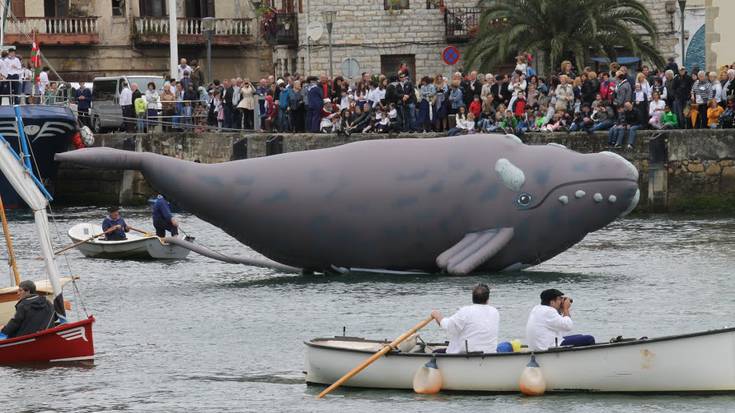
[464,0,665,75]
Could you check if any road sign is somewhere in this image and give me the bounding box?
[442,46,460,66]
[341,57,361,79]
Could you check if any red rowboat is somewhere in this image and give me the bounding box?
[0,316,95,364]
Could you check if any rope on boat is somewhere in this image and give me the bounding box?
[161,236,301,274]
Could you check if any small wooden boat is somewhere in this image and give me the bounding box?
[0,120,95,364]
[68,223,193,260]
[305,327,735,393]
[0,316,95,364]
[0,277,75,323]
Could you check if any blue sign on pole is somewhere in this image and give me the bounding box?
[442,46,460,66]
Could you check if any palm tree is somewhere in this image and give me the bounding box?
[464,0,665,75]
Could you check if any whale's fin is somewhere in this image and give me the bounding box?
[436,228,514,275]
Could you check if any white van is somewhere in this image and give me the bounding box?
[90,75,165,133]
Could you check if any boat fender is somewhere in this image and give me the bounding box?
[397,333,419,353]
[510,339,522,352]
[519,354,546,396]
[496,341,513,353]
[412,357,443,394]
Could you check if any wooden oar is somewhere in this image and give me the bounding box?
[127,226,156,237]
[54,230,110,255]
[317,315,434,399]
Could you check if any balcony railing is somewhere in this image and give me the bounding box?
[445,8,481,43]
[4,17,100,45]
[264,12,297,46]
[133,17,253,46]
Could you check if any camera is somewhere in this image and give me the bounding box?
[563,297,573,304]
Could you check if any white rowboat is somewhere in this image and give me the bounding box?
[305,328,735,393]
[68,223,192,260]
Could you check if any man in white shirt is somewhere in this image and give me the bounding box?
[5,49,22,104]
[119,82,134,132]
[177,58,192,81]
[526,289,594,351]
[431,284,499,354]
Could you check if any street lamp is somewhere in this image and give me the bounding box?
[678,0,686,69]
[202,16,215,84]
[322,11,336,79]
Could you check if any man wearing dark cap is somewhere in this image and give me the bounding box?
[525,288,573,351]
[102,206,130,241]
[0,280,54,339]
[431,284,499,354]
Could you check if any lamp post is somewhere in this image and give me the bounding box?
[678,0,686,69]
[202,17,215,84]
[322,11,336,79]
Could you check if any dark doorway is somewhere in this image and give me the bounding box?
[184,0,215,18]
[44,0,68,17]
[381,54,416,81]
[139,0,166,17]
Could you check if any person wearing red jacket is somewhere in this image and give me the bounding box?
[468,95,482,119]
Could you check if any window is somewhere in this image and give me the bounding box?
[92,80,118,102]
[44,0,68,17]
[139,0,166,17]
[384,0,409,10]
[112,0,125,16]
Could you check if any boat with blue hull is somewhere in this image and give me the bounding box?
[0,106,77,208]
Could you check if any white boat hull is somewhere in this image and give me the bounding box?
[68,223,191,260]
[305,328,735,393]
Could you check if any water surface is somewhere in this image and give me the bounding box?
[0,208,733,412]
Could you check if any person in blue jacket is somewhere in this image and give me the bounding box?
[152,194,179,237]
[306,76,324,133]
[75,81,92,127]
[101,206,129,240]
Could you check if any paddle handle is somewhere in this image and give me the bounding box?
[317,315,434,399]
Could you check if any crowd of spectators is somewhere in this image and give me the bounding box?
[137,56,735,145]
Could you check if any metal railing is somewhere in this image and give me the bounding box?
[134,17,252,36]
[7,16,99,35]
[444,7,480,43]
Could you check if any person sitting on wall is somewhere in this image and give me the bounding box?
[0,280,54,339]
[102,206,130,241]
[152,194,179,238]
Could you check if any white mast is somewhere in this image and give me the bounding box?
[169,0,179,80]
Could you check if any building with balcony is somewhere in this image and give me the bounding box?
[267,0,479,81]
[4,0,271,82]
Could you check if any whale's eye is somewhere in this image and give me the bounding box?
[517,193,532,207]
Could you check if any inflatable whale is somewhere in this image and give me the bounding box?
[56,134,639,275]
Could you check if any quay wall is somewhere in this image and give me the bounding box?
[54,130,735,213]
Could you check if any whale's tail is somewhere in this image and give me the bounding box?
[55,147,161,171]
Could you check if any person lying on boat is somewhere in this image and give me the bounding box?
[430,283,499,354]
[525,288,595,351]
[102,206,130,241]
[0,280,54,339]
[152,194,179,237]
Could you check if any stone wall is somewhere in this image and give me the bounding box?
[295,0,477,80]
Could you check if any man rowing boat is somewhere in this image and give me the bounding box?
[431,284,499,354]
[101,206,130,241]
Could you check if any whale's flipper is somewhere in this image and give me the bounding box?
[436,228,514,275]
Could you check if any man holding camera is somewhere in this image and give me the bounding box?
[526,288,594,351]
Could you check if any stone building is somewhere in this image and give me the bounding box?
[268,0,479,81]
[267,0,733,80]
[4,0,271,81]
